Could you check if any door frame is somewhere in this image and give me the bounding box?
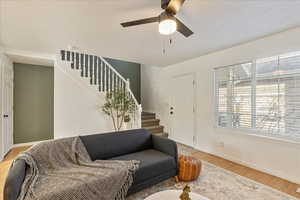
[0,55,3,160]
[169,73,197,147]
[0,54,14,161]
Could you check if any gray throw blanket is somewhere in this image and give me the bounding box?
[15,137,139,200]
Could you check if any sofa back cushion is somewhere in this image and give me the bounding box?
[79,129,153,160]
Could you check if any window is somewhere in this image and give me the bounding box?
[214,51,300,142]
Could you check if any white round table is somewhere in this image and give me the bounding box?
[145,190,209,200]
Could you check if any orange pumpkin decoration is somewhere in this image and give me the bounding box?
[178,155,202,181]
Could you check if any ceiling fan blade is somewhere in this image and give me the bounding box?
[166,0,186,15]
[175,17,193,37]
[121,17,159,27]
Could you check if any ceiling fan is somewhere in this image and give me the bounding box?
[121,0,193,37]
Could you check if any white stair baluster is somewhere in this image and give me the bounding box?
[98,59,102,92]
[94,56,97,85]
[85,55,89,77]
[83,54,85,76]
[108,67,111,92]
[120,79,123,92]
[104,63,107,92]
[118,78,120,93]
[112,73,115,92]
[117,77,120,93]
[100,60,103,92]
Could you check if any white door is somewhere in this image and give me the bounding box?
[0,55,14,160]
[0,56,3,160]
[170,74,195,146]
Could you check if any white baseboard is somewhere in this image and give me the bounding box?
[193,145,300,185]
[169,136,194,147]
[169,136,300,185]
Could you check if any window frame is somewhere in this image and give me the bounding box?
[213,56,300,144]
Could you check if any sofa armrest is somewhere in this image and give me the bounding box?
[152,135,178,171]
[4,159,26,200]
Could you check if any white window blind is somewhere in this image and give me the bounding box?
[215,62,252,129]
[215,51,300,141]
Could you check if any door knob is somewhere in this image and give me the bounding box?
[3,114,8,118]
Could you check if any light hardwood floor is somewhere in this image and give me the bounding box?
[1,146,300,199]
[0,146,30,200]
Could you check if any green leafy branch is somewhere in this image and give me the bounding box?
[102,89,135,131]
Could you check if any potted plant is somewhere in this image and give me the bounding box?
[102,89,135,131]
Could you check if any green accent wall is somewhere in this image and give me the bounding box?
[13,63,54,144]
[105,58,141,103]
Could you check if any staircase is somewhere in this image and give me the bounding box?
[142,112,168,137]
[58,50,142,129]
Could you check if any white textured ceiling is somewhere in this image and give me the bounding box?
[1,0,300,66]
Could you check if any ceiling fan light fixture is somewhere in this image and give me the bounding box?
[121,0,193,38]
[158,19,177,35]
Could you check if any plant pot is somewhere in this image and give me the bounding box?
[124,115,131,123]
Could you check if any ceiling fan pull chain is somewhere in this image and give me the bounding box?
[162,36,166,54]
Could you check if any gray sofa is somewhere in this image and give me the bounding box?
[4,129,178,200]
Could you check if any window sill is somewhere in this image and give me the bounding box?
[214,125,300,147]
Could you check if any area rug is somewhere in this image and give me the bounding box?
[127,144,298,200]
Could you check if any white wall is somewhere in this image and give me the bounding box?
[141,65,171,131]
[54,62,114,139]
[141,27,300,184]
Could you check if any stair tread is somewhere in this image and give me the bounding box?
[142,112,155,116]
[152,132,168,137]
[144,125,164,129]
[142,115,155,117]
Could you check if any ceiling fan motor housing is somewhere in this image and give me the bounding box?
[159,11,175,23]
[161,0,171,9]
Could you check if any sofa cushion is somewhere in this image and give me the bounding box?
[80,129,153,160]
[109,149,176,184]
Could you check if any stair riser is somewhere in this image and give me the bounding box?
[142,113,167,137]
[142,115,156,120]
[142,121,160,127]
